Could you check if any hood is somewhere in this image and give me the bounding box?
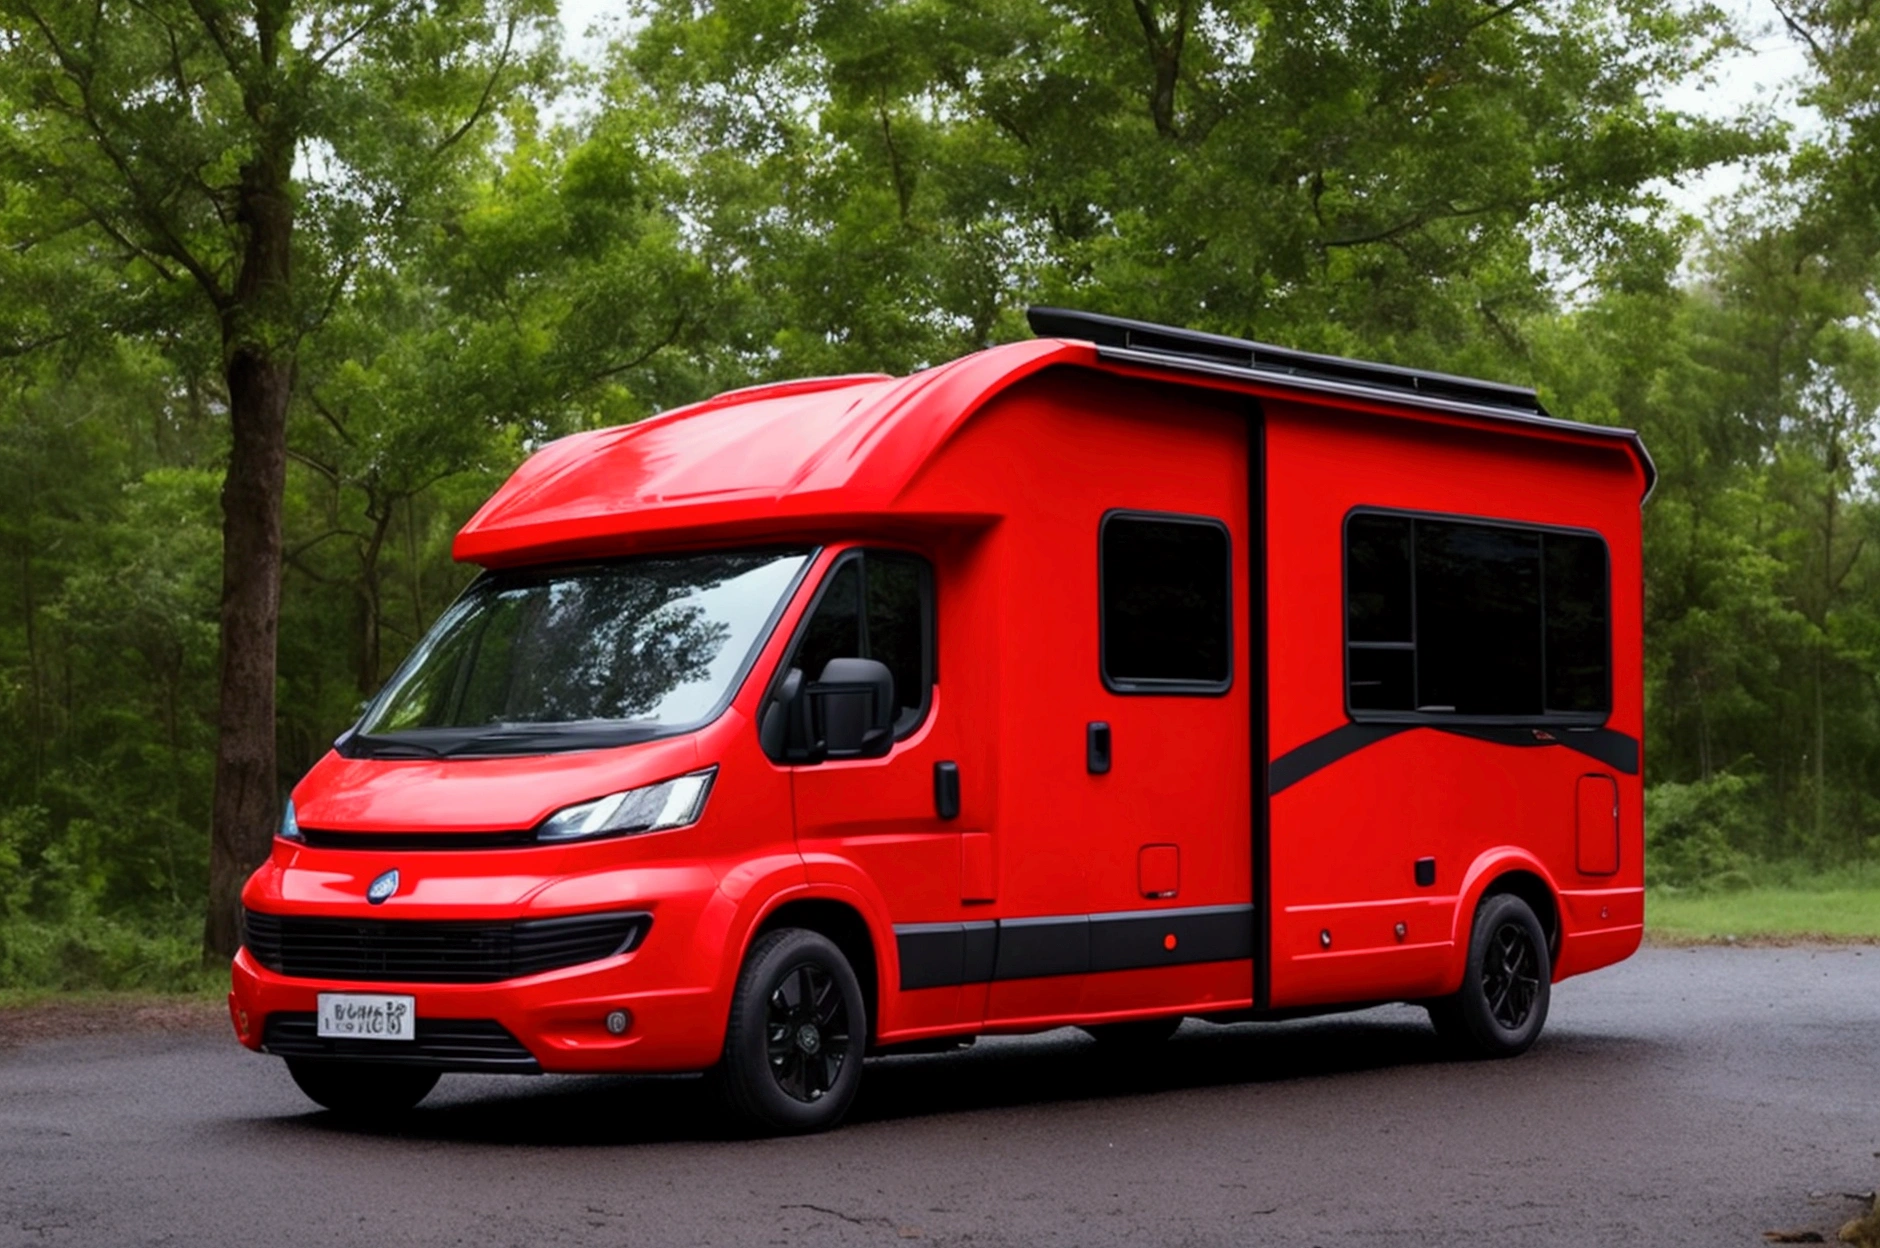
[291,733,706,834]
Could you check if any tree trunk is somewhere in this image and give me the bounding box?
[202,346,292,960]
[203,146,295,962]
[356,494,393,695]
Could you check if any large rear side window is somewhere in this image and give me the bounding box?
[1345,510,1609,722]
[348,549,810,758]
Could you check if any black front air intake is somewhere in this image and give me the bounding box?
[260,1013,541,1072]
[242,909,650,984]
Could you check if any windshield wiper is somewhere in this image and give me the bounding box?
[342,733,447,760]
[339,723,661,760]
[436,724,663,757]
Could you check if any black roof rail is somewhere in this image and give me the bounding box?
[1026,306,1547,416]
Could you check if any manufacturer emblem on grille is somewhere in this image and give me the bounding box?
[367,868,400,905]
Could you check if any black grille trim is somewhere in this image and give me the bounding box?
[243,909,650,984]
[297,828,537,850]
[261,1013,540,1072]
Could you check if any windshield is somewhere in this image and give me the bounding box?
[346,549,812,758]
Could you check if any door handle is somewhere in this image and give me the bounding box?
[934,761,961,820]
[1087,722,1111,775]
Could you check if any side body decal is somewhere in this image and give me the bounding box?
[1268,724,1640,796]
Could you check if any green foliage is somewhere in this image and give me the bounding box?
[0,808,209,990]
[1643,775,1756,888]
[622,0,1765,376]
[0,0,1877,983]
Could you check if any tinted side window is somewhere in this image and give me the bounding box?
[866,552,928,728]
[785,551,934,739]
[1415,521,1542,715]
[1101,513,1232,693]
[1544,533,1610,713]
[793,560,861,686]
[1344,511,1610,720]
[1345,515,1415,713]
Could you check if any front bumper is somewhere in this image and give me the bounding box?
[231,844,744,1074]
[229,943,725,1074]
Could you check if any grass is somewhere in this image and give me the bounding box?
[1647,865,1880,943]
[0,982,225,1011]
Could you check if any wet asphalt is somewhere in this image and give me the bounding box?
[3,945,1878,1247]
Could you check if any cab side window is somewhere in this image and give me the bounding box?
[793,561,862,687]
[765,551,934,759]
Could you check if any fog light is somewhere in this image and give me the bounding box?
[605,1009,631,1036]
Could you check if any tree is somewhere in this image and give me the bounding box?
[0,0,556,957]
[621,0,1766,377]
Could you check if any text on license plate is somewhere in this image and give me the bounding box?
[316,993,416,1041]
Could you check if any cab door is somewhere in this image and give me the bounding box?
[775,548,979,1034]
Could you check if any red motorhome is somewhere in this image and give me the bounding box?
[231,308,1650,1132]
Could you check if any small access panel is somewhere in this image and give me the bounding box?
[1576,774,1620,875]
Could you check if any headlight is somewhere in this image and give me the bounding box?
[534,768,717,843]
[279,799,303,843]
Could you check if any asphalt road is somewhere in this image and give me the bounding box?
[4,945,1878,1248]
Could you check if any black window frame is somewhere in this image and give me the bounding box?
[761,545,938,759]
[1341,506,1612,727]
[1098,509,1235,697]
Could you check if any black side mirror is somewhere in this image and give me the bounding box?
[808,658,896,760]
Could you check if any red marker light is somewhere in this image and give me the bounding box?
[1163,933,1177,950]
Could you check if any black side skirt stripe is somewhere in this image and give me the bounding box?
[894,904,1255,991]
[1268,723,1641,796]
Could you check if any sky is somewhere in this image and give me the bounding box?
[1656,0,1816,215]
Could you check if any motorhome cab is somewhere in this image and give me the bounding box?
[231,308,1650,1132]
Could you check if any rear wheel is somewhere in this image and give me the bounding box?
[1428,892,1551,1058]
[717,928,866,1135]
[285,1059,440,1118]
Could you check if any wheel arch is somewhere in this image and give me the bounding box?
[752,896,883,1043]
[1447,851,1565,990]
[1478,870,1560,964]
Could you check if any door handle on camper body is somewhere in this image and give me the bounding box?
[1087,722,1112,775]
[934,761,961,820]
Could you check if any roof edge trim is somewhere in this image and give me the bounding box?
[1029,306,1544,414]
[1089,343,1658,504]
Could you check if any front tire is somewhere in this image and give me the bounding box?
[285,1059,440,1118]
[717,928,866,1135]
[1428,892,1551,1058]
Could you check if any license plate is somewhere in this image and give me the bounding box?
[316,993,416,1041]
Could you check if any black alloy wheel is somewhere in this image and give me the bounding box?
[718,928,866,1134]
[766,961,850,1103]
[1482,916,1543,1029]
[284,1058,440,1119]
[1427,891,1551,1059]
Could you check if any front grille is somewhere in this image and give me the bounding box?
[243,909,650,984]
[261,1013,540,1072]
